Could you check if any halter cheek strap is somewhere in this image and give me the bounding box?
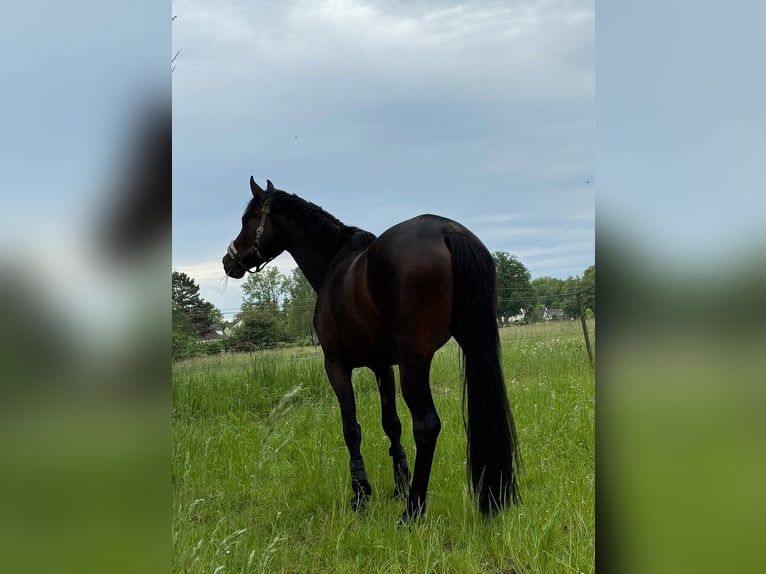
[252,202,271,259]
[228,201,274,273]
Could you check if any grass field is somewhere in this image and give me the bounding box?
[172,320,594,573]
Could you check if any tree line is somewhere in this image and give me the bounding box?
[172,254,595,360]
[493,254,594,319]
[172,268,317,360]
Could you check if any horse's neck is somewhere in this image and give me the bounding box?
[282,220,341,293]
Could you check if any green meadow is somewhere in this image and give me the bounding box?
[173,320,594,573]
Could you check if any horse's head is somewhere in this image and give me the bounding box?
[222,176,286,278]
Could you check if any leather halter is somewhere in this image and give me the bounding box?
[226,200,274,273]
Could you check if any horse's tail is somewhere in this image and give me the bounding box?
[445,231,521,514]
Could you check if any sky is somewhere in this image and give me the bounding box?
[1,0,760,328]
[171,0,595,319]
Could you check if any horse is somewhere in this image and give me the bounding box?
[222,176,521,521]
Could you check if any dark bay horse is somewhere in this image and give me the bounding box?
[222,176,521,520]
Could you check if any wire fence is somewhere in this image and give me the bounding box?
[175,286,595,320]
[173,319,595,376]
[174,286,595,365]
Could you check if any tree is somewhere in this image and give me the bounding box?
[234,309,286,348]
[492,252,536,318]
[236,267,291,346]
[581,264,595,314]
[557,267,595,319]
[171,271,221,336]
[172,304,199,361]
[530,265,594,319]
[561,276,582,318]
[285,268,317,341]
[172,302,195,336]
[240,267,289,314]
[531,276,567,309]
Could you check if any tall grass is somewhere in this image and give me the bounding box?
[173,320,594,573]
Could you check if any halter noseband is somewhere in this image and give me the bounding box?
[227,200,274,274]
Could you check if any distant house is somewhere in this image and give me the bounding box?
[202,322,226,341]
[506,308,527,323]
[547,308,566,321]
[222,320,241,337]
[526,306,546,321]
[524,305,567,322]
[501,306,567,325]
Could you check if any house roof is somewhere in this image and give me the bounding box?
[202,323,226,340]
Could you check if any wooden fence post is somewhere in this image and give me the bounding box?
[577,293,593,366]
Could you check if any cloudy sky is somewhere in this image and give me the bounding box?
[2,0,758,329]
[172,0,595,319]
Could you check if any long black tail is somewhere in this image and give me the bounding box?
[446,231,521,514]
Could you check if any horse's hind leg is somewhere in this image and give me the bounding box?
[399,358,441,520]
[373,366,410,499]
[325,359,372,510]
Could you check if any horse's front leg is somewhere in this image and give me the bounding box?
[373,366,410,499]
[325,359,372,511]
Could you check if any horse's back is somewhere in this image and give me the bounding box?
[378,214,469,242]
[367,213,481,276]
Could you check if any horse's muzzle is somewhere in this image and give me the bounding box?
[222,253,246,278]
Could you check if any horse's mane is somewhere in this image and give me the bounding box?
[246,191,376,252]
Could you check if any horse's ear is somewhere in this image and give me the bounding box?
[250,176,266,201]
[266,179,276,193]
